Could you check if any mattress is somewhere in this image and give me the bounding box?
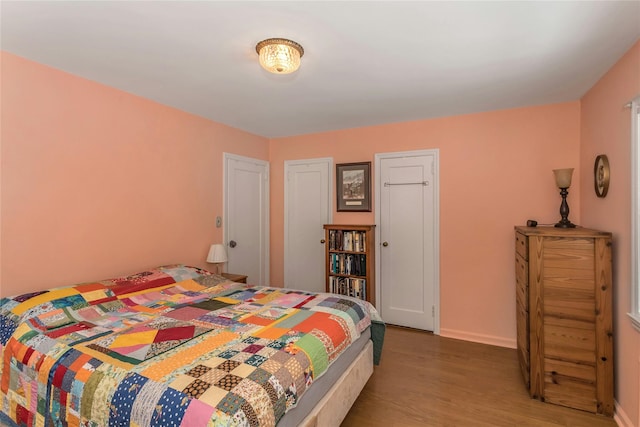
[0,265,384,426]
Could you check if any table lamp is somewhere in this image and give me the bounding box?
[206,244,228,274]
[553,168,576,228]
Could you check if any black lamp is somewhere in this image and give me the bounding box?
[553,168,576,228]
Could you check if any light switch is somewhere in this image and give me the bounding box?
[216,216,222,228]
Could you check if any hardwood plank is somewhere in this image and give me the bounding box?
[543,303,595,323]
[544,380,597,413]
[529,235,545,399]
[515,255,528,308]
[543,320,596,363]
[545,357,596,383]
[342,326,616,427]
[594,237,614,416]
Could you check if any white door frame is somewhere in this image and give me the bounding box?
[284,157,333,288]
[374,149,440,334]
[223,152,270,285]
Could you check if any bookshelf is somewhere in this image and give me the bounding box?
[323,224,376,306]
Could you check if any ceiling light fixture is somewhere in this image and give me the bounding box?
[255,38,304,74]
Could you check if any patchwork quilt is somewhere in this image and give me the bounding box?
[0,265,383,427]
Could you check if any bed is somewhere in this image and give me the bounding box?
[0,265,384,426]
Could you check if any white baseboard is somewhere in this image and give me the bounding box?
[439,328,517,349]
[614,400,635,427]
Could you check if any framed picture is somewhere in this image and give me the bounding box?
[336,162,371,212]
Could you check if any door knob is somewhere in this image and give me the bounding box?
[321,239,326,244]
[229,240,237,248]
[382,241,389,247]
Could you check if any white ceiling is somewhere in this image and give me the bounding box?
[2,1,639,138]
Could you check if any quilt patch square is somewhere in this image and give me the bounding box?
[215,374,243,391]
[258,359,282,374]
[191,299,233,312]
[254,327,288,340]
[51,294,87,309]
[240,315,274,327]
[230,352,252,363]
[180,398,216,426]
[85,319,212,364]
[241,336,259,344]
[13,290,49,303]
[185,364,211,378]
[217,360,240,372]
[198,386,228,407]
[213,308,242,320]
[269,293,310,308]
[257,346,277,358]
[196,314,240,329]
[274,310,314,329]
[194,274,229,287]
[217,349,238,359]
[199,369,227,384]
[245,355,267,367]
[247,368,271,385]
[243,344,264,354]
[81,289,112,303]
[32,309,73,331]
[182,378,212,399]
[230,364,255,378]
[217,393,247,416]
[153,325,197,342]
[164,306,209,321]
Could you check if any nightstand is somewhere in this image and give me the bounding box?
[220,273,248,284]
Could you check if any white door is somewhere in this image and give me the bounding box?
[376,150,439,332]
[224,153,269,286]
[284,159,332,292]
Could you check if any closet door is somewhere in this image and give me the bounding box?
[376,150,439,331]
[284,158,332,291]
[224,153,269,286]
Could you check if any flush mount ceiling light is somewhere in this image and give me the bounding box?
[255,38,304,74]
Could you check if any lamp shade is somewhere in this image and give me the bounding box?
[206,244,228,264]
[553,168,574,189]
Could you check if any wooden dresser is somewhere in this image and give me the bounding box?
[514,226,613,416]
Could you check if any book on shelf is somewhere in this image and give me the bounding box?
[328,276,367,301]
[328,253,367,276]
[327,230,367,252]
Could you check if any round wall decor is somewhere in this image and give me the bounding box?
[594,154,610,198]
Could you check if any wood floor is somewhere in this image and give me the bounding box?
[341,326,617,427]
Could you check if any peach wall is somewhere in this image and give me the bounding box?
[580,40,640,427]
[0,52,269,297]
[270,102,581,346]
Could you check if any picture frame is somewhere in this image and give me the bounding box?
[336,162,371,212]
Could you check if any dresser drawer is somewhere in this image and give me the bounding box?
[516,300,529,351]
[544,357,597,413]
[515,255,528,309]
[516,299,530,388]
[515,232,528,260]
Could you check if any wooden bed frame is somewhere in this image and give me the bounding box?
[300,341,374,426]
